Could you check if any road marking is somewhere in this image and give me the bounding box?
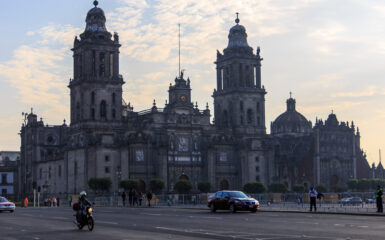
[358,225,369,228]
[96,220,118,225]
[334,224,345,227]
[140,213,162,216]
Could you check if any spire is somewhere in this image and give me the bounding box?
[178,23,181,78]
[235,12,240,24]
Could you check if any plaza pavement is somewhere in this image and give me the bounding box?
[1,205,384,239]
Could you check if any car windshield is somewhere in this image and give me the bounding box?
[227,192,248,198]
[0,197,8,203]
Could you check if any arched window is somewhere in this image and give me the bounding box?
[240,101,244,111]
[223,110,228,127]
[99,53,105,77]
[91,92,95,104]
[76,102,80,121]
[112,93,116,104]
[100,100,107,118]
[112,109,116,119]
[220,179,229,190]
[91,108,95,120]
[247,109,253,124]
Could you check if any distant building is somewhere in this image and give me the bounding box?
[270,98,371,190]
[19,2,372,196]
[0,151,20,197]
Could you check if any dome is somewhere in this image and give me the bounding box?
[271,97,312,136]
[223,14,253,55]
[84,1,107,33]
[325,112,339,127]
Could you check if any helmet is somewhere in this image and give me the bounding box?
[80,191,87,196]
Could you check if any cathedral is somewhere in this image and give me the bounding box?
[19,1,371,197]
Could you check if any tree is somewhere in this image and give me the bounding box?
[149,178,165,194]
[88,178,112,194]
[268,182,288,193]
[357,178,370,191]
[120,179,139,191]
[243,182,266,193]
[315,184,327,193]
[174,180,193,194]
[347,179,358,191]
[292,184,305,193]
[198,181,211,193]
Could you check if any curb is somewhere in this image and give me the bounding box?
[176,207,385,217]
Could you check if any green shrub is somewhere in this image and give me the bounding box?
[243,182,266,193]
[198,181,211,193]
[174,180,193,194]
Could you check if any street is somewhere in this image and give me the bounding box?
[0,206,384,240]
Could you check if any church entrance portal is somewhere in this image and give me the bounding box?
[138,179,146,193]
[220,179,229,190]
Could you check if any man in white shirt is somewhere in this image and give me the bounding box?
[309,186,318,212]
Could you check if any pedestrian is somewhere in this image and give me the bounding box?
[52,197,57,207]
[128,189,134,207]
[122,191,127,207]
[146,191,153,207]
[133,190,138,206]
[138,192,143,206]
[24,197,29,208]
[375,185,383,213]
[309,186,318,212]
[68,195,72,207]
[57,197,60,207]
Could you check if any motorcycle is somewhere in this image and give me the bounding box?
[73,203,94,231]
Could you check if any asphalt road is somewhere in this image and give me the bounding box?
[0,206,384,240]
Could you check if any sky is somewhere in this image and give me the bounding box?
[0,0,384,166]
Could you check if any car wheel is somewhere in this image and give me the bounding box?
[250,209,257,213]
[10,210,14,213]
[210,203,216,213]
[230,204,236,213]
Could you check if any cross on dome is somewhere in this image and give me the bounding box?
[93,0,99,7]
[235,12,240,24]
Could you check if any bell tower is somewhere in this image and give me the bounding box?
[213,14,266,135]
[69,0,124,126]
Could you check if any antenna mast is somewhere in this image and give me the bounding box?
[178,23,181,77]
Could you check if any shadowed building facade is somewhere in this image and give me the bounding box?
[19,2,371,196]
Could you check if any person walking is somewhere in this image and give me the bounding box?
[68,195,72,207]
[133,190,138,207]
[52,197,57,207]
[375,185,383,213]
[146,191,153,207]
[138,192,143,206]
[24,197,29,208]
[309,186,318,212]
[122,191,127,207]
[128,189,134,207]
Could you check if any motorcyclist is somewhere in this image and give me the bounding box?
[75,191,92,225]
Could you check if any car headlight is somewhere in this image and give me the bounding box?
[88,208,93,213]
[255,200,259,205]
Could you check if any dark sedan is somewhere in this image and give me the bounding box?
[208,191,259,213]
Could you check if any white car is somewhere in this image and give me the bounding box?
[0,196,16,212]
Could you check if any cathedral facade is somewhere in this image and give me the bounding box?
[19,2,371,196]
